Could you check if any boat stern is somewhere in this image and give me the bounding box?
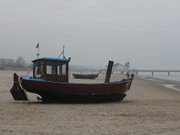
[10,73,28,101]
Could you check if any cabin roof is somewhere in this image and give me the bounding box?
[32,57,71,63]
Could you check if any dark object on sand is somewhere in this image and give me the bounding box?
[72,73,99,79]
[10,57,134,102]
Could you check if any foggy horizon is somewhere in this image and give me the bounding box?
[0,0,180,69]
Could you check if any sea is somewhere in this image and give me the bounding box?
[139,72,180,92]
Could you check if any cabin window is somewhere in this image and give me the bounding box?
[52,65,57,74]
[57,65,62,75]
[34,63,44,78]
[46,65,53,74]
[46,65,58,75]
[62,65,66,75]
[57,64,66,75]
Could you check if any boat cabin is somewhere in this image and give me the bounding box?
[32,57,71,82]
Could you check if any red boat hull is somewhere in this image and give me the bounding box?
[10,73,133,102]
[21,77,131,102]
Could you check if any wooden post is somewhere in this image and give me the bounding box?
[105,60,114,83]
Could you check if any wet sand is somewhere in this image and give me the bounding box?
[0,71,180,135]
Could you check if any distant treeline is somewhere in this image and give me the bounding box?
[0,57,98,72]
[0,57,31,70]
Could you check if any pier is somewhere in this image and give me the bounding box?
[128,69,180,76]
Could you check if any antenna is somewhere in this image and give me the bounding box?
[62,45,65,58]
[58,45,66,59]
[36,42,40,59]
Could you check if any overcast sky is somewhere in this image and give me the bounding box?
[0,0,180,69]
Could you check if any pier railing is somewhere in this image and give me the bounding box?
[128,69,180,76]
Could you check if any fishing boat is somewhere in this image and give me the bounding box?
[10,57,134,102]
[72,73,99,79]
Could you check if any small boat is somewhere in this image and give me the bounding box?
[72,73,99,79]
[10,57,134,102]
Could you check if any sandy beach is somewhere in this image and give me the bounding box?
[0,70,180,135]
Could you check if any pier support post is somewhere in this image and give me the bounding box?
[152,72,154,76]
[168,72,170,76]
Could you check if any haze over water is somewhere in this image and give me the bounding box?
[0,0,180,69]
